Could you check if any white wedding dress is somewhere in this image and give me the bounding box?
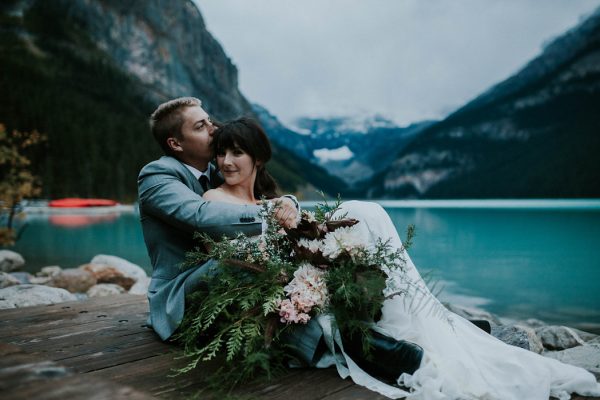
[315,200,600,400]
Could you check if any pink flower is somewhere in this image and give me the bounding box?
[296,312,311,324]
[277,299,298,324]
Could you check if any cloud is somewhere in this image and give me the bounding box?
[196,0,599,125]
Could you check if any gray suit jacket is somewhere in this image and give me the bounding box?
[138,156,264,340]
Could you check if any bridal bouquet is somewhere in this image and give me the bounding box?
[175,198,413,387]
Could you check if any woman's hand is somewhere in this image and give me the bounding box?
[259,197,298,229]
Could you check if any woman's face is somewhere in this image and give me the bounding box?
[216,145,257,188]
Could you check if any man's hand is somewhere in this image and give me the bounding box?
[269,197,299,229]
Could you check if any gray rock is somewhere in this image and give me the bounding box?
[80,263,136,290]
[90,255,147,282]
[73,293,89,301]
[570,328,599,343]
[129,276,150,295]
[443,303,501,325]
[536,325,586,350]
[9,272,33,284]
[491,324,544,353]
[29,276,52,285]
[544,342,600,377]
[589,336,600,344]
[87,283,126,297]
[0,284,77,309]
[49,269,97,293]
[0,272,21,289]
[0,250,25,272]
[520,318,547,328]
[37,266,62,277]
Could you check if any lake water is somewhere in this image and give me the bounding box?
[11,200,600,332]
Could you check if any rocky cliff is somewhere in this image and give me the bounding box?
[45,0,252,119]
[0,0,339,199]
[374,7,600,198]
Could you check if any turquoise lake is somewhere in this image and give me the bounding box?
[12,200,600,332]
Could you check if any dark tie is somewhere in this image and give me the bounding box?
[199,175,210,192]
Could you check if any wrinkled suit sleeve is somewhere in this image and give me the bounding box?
[138,161,262,238]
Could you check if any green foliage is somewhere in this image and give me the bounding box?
[0,5,158,201]
[313,192,346,222]
[175,201,421,390]
[0,124,46,246]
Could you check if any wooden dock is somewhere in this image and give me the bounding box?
[0,294,597,399]
[0,294,387,399]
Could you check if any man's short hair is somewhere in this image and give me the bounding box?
[149,97,202,155]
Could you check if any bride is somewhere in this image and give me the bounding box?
[202,117,600,400]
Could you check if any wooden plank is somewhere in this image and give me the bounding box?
[87,352,214,398]
[61,340,177,373]
[0,342,22,356]
[2,310,150,345]
[0,299,149,341]
[0,294,143,321]
[0,352,71,392]
[320,383,392,400]
[0,343,156,400]
[240,368,356,400]
[6,374,157,400]
[45,332,159,362]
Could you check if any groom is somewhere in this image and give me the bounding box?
[138,97,299,341]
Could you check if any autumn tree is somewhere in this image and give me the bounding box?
[0,124,46,246]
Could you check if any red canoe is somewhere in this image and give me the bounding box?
[48,198,119,208]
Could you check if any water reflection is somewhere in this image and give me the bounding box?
[48,213,119,227]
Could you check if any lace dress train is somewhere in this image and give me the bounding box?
[319,200,600,400]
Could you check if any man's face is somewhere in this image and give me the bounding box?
[173,105,215,168]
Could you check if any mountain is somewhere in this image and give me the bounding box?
[0,0,342,200]
[254,104,433,190]
[372,8,600,198]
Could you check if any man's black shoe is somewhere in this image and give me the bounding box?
[469,319,491,334]
[342,330,423,385]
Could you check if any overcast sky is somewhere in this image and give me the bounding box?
[195,1,599,126]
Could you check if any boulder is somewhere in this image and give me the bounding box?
[544,342,600,378]
[589,336,600,345]
[29,276,52,285]
[80,263,136,290]
[87,283,126,297]
[443,303,501,325]
[73,293,89,301]
[491,324,544,353]
[0,272,21,289]
[536,325,586,350]
[522,318,546,328]
[569,328,599,343]
[129,276,150,295]
[0,284,77,309]
[9,272,33,284]
[37,266,63,277]
[49,268,97,293]
[89,255,147,282]
[0,250,25,272]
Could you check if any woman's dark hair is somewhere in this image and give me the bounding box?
[212,117,279,199]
